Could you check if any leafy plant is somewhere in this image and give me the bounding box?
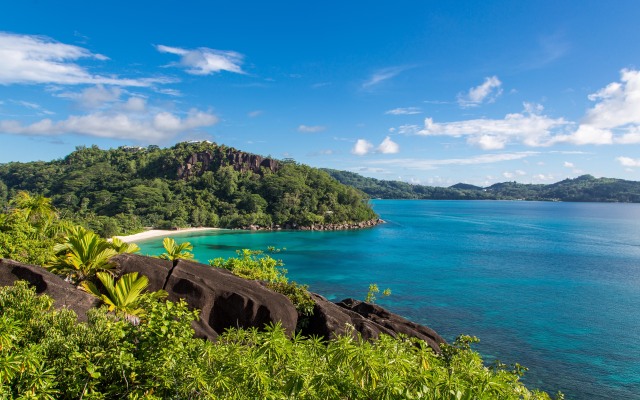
[81,272,165,323]
[365,283,391,303]
[157,237,194,264]
[46,225,118,284]
[109,237,141,254]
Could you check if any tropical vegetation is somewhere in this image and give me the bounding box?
[0,142,377,236]
[0,282,560,399]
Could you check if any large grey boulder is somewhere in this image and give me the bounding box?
[0,258,99,321]
[166,259,298,339]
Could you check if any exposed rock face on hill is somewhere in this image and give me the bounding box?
[1,255,445,352]
[177,148,279,179]
[0,258,99,322]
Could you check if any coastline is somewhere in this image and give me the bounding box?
[113,227,220,243]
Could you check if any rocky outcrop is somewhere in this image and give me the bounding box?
[301,294,445,353]
[2,255,445,352]
[337,298,446,353]
[110,254,298,340]
[242,218,385,231]
[177,147,279,179]
[0,258,99,322]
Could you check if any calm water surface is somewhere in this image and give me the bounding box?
[138,200,640,399]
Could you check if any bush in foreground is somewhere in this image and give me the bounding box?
[0,281,558,399]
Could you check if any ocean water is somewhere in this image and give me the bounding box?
[137,200,640,399]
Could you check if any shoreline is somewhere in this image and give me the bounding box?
[113,227,220,243]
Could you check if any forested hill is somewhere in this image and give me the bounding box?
[0,142,377,236]
[324,169,640,202]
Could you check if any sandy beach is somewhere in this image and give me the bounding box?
[113,227,219,243]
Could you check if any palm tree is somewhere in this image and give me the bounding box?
[81,272,164,324]
[157,237,194,264]
[47,226,118,284]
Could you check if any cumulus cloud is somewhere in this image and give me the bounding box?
[416,103,570,149]
[553,69,640,145]
[156,45,244,75]
[0,32,162,86]
[563,161,574,168]
[377,136,400,154]
[458,76,503,107]
[352,139,374,155]
[298,124,326,133]
[616,156,640,167]
[385,107,421,115]
[0,107,217,141]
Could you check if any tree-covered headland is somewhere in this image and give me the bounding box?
[0,142,377,236]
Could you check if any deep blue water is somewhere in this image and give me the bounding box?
[138,200,640,399]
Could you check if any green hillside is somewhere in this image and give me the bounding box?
[0,142,377,236]
[324,169,640,202]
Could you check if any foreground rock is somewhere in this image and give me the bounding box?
[301,294,445,353]
[110,254,298,340]
[0,258,99,321]
[2,255,445,352]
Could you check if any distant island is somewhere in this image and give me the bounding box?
[324,169,640,203]
[0,142,378,237]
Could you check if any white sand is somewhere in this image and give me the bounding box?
[113,227,219,243]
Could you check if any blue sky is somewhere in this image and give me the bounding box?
[1,1,640,186]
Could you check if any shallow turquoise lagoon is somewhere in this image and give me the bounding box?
[138,200,640,399]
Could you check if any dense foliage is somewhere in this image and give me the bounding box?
[325,169,640,202]
[0,282,558,399]
[0,191,69,265]
[0,142,377,236]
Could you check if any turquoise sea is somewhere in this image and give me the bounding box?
[138,200,640,399]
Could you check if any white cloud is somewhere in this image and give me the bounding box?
[56,85,124,108]
[352,139,374,155]
[516,170,526,176]
[362,66,407,89]
[532,174,554,181]
[298,124,325,133]
[377,136,400,154]
[503,171,514,179]
[385,107,421,115]
[553,69,640,145]
[0,32,162,86]
[458,76,503,107]
[616,156,640,167]
[563,161,574,168]
[368,152,537,170]
[416,103,570,149]
[248,110,263,118]
[156,44,244,75]
[0,108,217,141]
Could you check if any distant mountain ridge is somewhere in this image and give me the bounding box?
[323,169,640,203]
